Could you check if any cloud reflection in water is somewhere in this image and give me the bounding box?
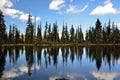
[2,64,40,79]
[91,71,119,80]
[49,73,88,80]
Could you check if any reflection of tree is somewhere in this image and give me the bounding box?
[25,46,34,76]
[8,46,21,65]
[8,46,15,64]
[50,47,59,67]
[37,47,42,66]
[42,47,59,68]
[65,47,69,64]
[61,47,66,66]
[71,46,83,63]
[86,46,120,70]
[77,47,83,62]
[61,47,83,66]
[70,47,75,63]
[61,47,70,65]
[15,46,20,63]
[0,47,6,78]
[44,48,48,68]
[112,46,120,66]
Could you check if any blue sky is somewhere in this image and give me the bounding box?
[0,0,120,35]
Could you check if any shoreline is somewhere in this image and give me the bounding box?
[0,43,120,47]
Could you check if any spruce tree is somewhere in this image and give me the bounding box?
[15,26,20,44]
[44,21,48,40]
[25,14,34,43]
[95,18,102,43]
[52,22,59,42]
[37,22,42,42]
[70,25,75,43]
[61,22,65,43]
[0,10,6,44]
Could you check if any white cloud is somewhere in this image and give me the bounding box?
[66,4,88,13]
[0,0,40,22]
[0,0,13,8]
[49,0,65,10]
[19,13,40,22]
[90,0,119,15]
[19,13,29,22]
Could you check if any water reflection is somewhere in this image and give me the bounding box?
[0,46,120,79]
[91,71,119,80]
[86,46,120,70]
[49,73,87,80]
[0,46,6,78]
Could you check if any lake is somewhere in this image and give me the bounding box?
[0,46,120,80]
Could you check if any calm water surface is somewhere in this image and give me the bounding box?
[0,46,120,80]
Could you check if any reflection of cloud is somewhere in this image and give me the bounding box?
[3,68,23,78]
[66,73,87,80]
[49,73,88,80]
[2,64,40,79]
[91,71,119,80]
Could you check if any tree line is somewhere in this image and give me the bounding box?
[0,10,120,44]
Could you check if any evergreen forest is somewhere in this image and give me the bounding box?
[0,10,120,45]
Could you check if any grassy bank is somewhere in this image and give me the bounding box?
[0,43,120,47]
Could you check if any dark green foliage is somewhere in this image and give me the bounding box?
[0,10,6,44]
[70,25,75,43]
[8,24,20,44]
[25,14,34,43]
[51,22,59,42]
[65,24,69,42]
[76,26,84,43]
[21,33,24,43]
[61,23,69,43]
[95,19,102,43]
[37,22,42,42]
[48,24,52,41]
[86,18,120,44]
[8,24,15,43]
[15,27,20,43]
[44,21,48,40]
[61,23,66,42]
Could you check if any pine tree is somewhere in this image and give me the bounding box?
[65,24,69,42]
[37,22,42,42]
[0,10,6,44]
[15,26,20,44]
[48,24,51,41]
[21,33,24,43]
[70,25,75,43]
[106,19,111,43]
[78,26,84,43]
[85,30,89,43]
[61,22,66,43]
[95,18,102,43]
[25,14,34,43]
[44,21,48,40]
[51,22,59,42]
[8,24,15,43]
